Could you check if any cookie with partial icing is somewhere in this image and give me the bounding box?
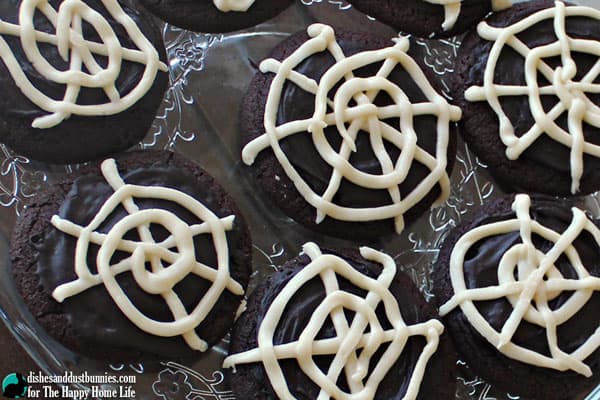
[0,0,169,165]
[136,0,293,33]
[241,24,461,241]
[10,150,252,361]
[433,194,600,399]
[225,242,456,400]
[454,0,600,196]
[346,0,512,38]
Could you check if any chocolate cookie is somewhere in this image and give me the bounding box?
[453,0,600,196]
[10,150,252,361]
[240,24,461,241]
[225,242,456,399]
[433,194,600,400]
[136,0,293,33]
[0,0,169,164]
[346,0,512,38]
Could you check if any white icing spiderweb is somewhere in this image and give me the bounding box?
[465,1,600,194]
[0,0,167,129]
[224,242,444,400]
[440,194,600,376]
[242,24,462,234]
[51,158,243,352]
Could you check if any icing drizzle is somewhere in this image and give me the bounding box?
[440,194,600,376]
[0,0,168,129]
[465,1,600,194]
[213,0,255,12]
[423,0,512,31]
[242,24,462,234]
[51,158,243,352]
[224,242,444,400]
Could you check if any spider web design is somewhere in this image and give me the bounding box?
[440,194,600,376]
[224,242,444,400]
[0,0,168,129]
[242,24,462,234]
[51,158,244,352]
[465,1,600,194]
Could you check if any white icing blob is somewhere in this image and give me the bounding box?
[242,24,462,234]
[440,194,600,376]
[51,158,243,352]
[0,0,168,129]
[224,242,444,400]
[465,1,600,194]
[213,0,255,12]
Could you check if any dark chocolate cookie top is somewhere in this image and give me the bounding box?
[225,243,456,399]
[136,0,293,33]
[434,194,600,399]
[346,0,512,38]
[10,150,252,361]
[241,24,461,241]
[454,0,600,196]
[0,0,169,164]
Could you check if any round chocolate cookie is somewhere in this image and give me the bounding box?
[225,243,456,399]
[136,0,293,33]
[453,0,600,196]
[0,0,169,164]
[433,194,600,399]
[346,0,511,38]
[10,150,252,362]
[240,25,461,241]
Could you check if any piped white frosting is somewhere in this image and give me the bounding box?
[51,158,243,352]
[440,194,600,376]
[0,0,167,129]
[242,24,462,234]
[213,0,255,12]
[465,1,600,194]
[423,0,512,31]
[224,242,444,400]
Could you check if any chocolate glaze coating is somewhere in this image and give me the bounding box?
[453,0,600,196]
[346,0,494,38]
[10,150,252,361]
[0,0,169,164]
[240,29,458,242]
[433,195,600,400]
[135,0,293,33]
[228,248,456,399]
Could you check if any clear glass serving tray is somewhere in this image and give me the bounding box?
[0,1,598,399]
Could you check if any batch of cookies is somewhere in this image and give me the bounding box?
[2,0,599,399]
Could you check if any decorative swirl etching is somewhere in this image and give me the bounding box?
[50,158,244,352]
[224,242,444,400]
[465,1,600,193]
[242,24,462,234]
[441,194,600,376]
[0,0,168,129]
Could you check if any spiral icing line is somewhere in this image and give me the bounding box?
[465,1,600,194]
[242,24,462,234]
[224,242,444,400]
[0,0,168,129]
[213,0,255,12]
[440,194,600,376]
[51,158,243,352]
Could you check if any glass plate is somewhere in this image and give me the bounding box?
[0,1,598,399]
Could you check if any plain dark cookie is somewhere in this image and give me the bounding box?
[227,247,456,399]
[346,0,505,38]
[10,150,252,362]
[240,28,458,242]
[0,0,169,165]
[136,0,293,33]
[452,0,600,196]
[433,194,600,400]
